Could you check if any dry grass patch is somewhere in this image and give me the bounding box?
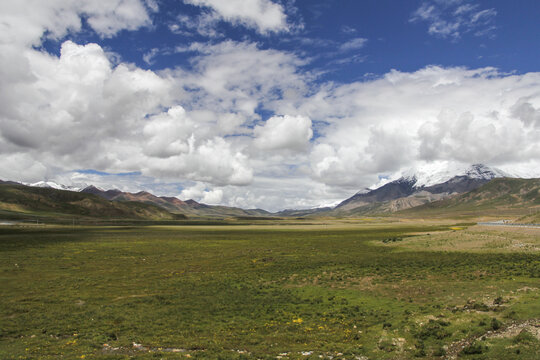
[383,225,540,253]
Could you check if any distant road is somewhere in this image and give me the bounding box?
[477,222,540,229]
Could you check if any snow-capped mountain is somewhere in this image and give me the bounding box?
[26,181,83,192]
[372,163,511,189]
[335,163,515,212]
[402,163,510,188]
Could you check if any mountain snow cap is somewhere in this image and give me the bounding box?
[371,162,513,190]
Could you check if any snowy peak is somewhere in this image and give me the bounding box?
[393,163,511,189]
[464,164,510,181]
[27,181,82,192]
[335,163,516,212]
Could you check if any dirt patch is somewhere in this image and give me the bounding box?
[112,294,157,301]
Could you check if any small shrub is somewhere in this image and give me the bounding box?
[513,330,536,345]
[414,342,426,358]
[493,296,504,305]
[433,346,446,356]
[378,338,396,352]
[415,319,450,340]
[472,302,490,312]
[490,317,502,331]
[460,342,487,355]
[436,319,450,327]
[504,310,517,319]
[382,237,403,243]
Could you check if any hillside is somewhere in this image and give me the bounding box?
[332,164,507,215]
[0,183,186,221]
[81,186,271,219]
[401,178,540,219]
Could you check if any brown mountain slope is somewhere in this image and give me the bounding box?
[0,183,185,221]
[81,186,271,218]
[400,178,540,219]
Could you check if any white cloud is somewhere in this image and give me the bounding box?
[142,106,193,158]
[0,38,255,187]
[298,66,540,189]
[144,0,159,13]
[144,135,253,186]
[83,0,152,37]
[0,0,151,46]
[411,1,496,39]
[339,37,367,52]
[341,26,357,34]
[511,98,540,128]
[176,41,310,118]
[1,1,539,212]
[179,182,223,204]
[142,48,160,65]
[172,12,223,38]
[5,60,540,209]
[184,0,288,34]
[254,115,313,151]
[0,153,48,183]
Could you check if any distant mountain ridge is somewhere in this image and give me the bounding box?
[80,185,270,219]
[333,164,514,215]
[2,180,271,219]
[0,182,185,221]
[5,163,536,219]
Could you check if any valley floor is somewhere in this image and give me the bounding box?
[1,220,539,359]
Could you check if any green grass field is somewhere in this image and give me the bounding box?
[1,222,539,359]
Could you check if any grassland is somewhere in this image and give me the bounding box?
[1,221,539,359]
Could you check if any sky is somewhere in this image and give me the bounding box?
[1,0,540,211]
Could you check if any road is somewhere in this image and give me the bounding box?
[477,221,540,229]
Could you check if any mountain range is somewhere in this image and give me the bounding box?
[331,164,511,216]
[0,181,186,222]
[1,164,538,221]
[79,186,271,218]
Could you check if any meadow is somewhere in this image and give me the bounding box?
[1,221,539,359]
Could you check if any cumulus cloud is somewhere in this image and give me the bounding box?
[0,40,172,157]
[300,66,540,189]
[0,153,48,183]
[183,0,288,34]
[1,0,540,212]
[411,0,496,39]
[0,38,254,187]
[176,41,310,119]
[511,98,540,128]
[417,109,525,164]
[0,0,152,46]
[145,135,253,186]
[254,115,313,151]
[179,182,223,204]
[143,106,194,158]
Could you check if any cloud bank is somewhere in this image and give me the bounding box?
[1,0,539,211]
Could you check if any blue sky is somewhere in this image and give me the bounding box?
[1,0,540,211]
[43,0,540,77]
